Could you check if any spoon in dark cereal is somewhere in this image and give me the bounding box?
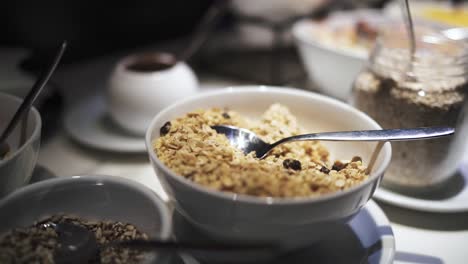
[211,125,455,159]
[42,222,100,264]
[50,222,277,264]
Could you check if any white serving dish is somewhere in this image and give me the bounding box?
[145,86,391,251]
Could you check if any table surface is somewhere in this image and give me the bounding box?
[32,50,468,264]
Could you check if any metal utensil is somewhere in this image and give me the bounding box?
[46,222,99,264]
[51,222,276,264]
[211,125,455,159]
[401,0,416,75]
[0,41,67,159]
[177,0,228,63]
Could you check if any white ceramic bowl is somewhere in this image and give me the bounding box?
[107,52,199,135]
[292,10,387,101]
[145,86,391,250]
[230,0,329,22]
[0,175,172,263]
[0,93,41,197]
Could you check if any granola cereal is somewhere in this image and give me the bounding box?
[154,104,368,198]
[353,70,467,188]
[0,214,150,264]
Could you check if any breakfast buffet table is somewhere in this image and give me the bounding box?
[30,49,468,264]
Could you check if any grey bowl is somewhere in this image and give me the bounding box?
[0,93,41,198]
[0,175,172,263]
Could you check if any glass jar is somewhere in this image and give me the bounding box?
[351,24,468,192]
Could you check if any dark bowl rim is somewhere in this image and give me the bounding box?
[0,174,173,239]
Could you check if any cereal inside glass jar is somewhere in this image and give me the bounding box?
[351,23,468,191]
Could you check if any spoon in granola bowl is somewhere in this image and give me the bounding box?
[211,125,455,159]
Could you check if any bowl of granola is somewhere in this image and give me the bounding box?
[0,175,172,263]
[146,86,391,249]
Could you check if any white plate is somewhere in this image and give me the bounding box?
[174,200,395,264]
[64,95,146,153]
[374,162,468,213]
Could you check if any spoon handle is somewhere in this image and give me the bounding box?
[0,41,66,143]
[109,239,275,254]
[274,127,454,146]
[402,0,416,58]
[178,1,228,62]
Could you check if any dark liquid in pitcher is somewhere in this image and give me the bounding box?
[126,60,174,72]
[126,53,176,72]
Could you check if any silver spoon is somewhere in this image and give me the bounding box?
[211,125,455,159]
[48,222,276,264]
[177,0,228,63]
[0,41,67,159]
[401,0,416,76]
[43,222,100,264]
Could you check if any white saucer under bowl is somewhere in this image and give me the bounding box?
[374,162,468,213]
[64,95,146,153]
[173,199,395,264]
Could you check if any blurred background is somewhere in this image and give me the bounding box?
[0,0,387,63]
[1,2,468,264]
[1,0,466,73]
[0,0,467,139]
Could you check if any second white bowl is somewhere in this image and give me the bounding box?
[292,10,387,101]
